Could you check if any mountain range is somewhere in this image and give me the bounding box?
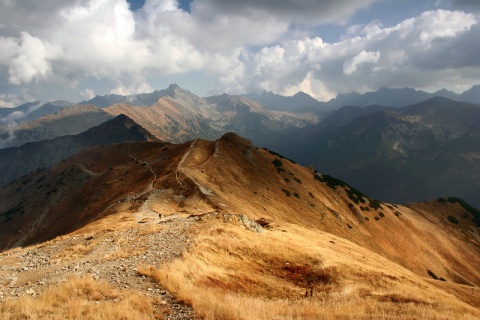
[0,132,478,318]
[268,97,480,208]
[247,84,480,111]
[1,83,479,207]
[0,114,158,187]
[2,83,480,126]
[1,84,317,148]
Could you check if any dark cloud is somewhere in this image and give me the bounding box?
[452,0,480,12]
[192,0,378,24]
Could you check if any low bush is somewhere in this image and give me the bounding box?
[447,215,459,224]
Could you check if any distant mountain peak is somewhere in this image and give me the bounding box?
[292,91,311,98]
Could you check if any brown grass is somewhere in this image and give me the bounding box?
[141,221,480,320]
[0,276,163,320]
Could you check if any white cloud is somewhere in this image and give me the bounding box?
[110,79,153,96]
[80,88,95,99]
[343,50,380,75]
[0,93,19,108]
[8,32,61,84]
[213,9,478,100]
[1,110,24,122]
[0,0,479,102]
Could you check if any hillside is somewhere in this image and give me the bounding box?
[0,114,158,187]
[0,133,478,319]
[0,105,113,148]
[271,97,480,208]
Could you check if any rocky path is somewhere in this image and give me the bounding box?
[0,216,197,319]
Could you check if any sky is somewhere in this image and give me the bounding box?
[0,0,480,107]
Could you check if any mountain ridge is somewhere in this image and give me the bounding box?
[0,114,159,187]
[272,97,480,208]
[0,132,479,318]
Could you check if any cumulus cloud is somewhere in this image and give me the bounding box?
[0,0,479,103]
[80,88,95,100]
[343,50,380,75]
[110,79,153,95]
[8,32,61,84]
[0,94,19,108]
[215,9,478,99]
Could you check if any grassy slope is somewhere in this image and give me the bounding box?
[143,219,480,319]
[1,134,479,319]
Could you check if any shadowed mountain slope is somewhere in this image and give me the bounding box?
[0,115,158,187]
[270,97,480,208]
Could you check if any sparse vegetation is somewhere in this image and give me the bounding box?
[272,158,283,168]
[294,177,302,184]
[266,149,296,164]
[281,189,291,197]
[313,174,346,190]
[446,197,480,227]
[447,215,460,224]
[0,276,157,320]
[293,192,300,198]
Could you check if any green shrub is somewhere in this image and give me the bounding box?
[378,212,385,218]
[281,189,291,197]
[267,150,296,163]
[294,177,302,184]
[313,174,346,190]
[368,199,383,210]
[293,192,300,198]
[272,159,283,167]
[446,197,480,227]
[447,215,459,224]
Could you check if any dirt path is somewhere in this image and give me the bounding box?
[176,139,197,186]
[0,217,197,319]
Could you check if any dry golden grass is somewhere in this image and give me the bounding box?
[141,221,480,320]
[0,276,163,320]
[51,242,97,263]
